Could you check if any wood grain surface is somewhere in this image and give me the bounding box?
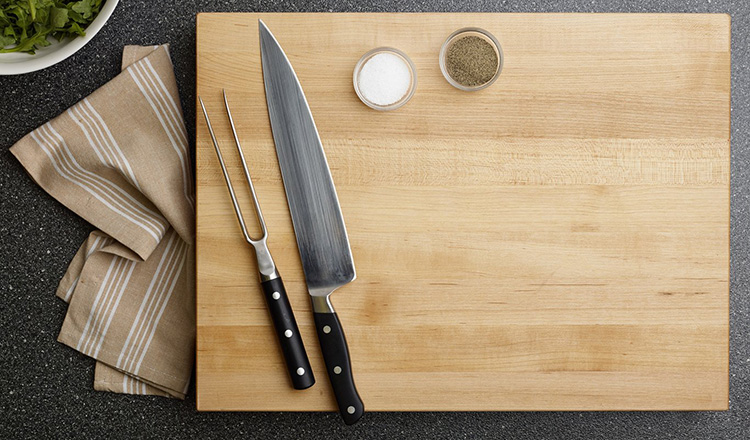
[195,13,730,411]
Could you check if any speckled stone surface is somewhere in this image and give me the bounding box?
[0,1,747,438]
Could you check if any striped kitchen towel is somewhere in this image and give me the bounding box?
[11,45,194,399]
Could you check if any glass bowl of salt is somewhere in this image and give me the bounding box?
[353,47,417,111]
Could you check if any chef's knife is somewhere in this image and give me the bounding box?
[259,20,364,425]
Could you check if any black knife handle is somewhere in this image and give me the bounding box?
[314,311,364,424]
[261,277,315,390]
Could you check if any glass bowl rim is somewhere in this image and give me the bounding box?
[353,46,418,111]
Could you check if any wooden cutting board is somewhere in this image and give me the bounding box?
[195,13,730,411]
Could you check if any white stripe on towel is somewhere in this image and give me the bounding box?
[44,123,166,235]
[32,124,166,241]
[76,256,120,351]
[91,259,137,358]
[143,58,189,148]
[116,231,184,371]
[62,235,113,302]
[67,99,143,193]
[78,256,136,356]
[134,239,187,374]
[128,62,194,209]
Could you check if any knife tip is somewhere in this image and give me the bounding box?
[258,19,274,54]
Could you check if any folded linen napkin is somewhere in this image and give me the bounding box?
[11,45,194,399]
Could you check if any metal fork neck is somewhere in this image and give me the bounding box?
[251,237,279,282]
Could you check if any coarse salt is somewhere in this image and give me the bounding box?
[357,52,412,107]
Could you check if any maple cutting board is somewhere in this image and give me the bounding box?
[195,13,730,411]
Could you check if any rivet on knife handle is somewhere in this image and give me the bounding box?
[199,92,314,390]
[314,309,364,424]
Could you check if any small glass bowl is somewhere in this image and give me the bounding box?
[353,47,417,111]
[439,27,503,91]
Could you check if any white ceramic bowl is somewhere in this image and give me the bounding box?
[0,0,119,75]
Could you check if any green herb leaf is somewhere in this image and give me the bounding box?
[28,0,36,21]
[0,34,15,46]
[48,7,67,28]
[70,0,94,19]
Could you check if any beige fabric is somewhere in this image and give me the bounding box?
[11,45,194,399]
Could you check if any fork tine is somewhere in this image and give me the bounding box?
[199,96,255,244]
[223,89,268,239]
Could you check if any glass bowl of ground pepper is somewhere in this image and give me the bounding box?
[439,27,503,91]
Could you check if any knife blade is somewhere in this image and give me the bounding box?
[259,20,364,425]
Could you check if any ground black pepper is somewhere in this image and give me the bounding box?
[445,35,499,87]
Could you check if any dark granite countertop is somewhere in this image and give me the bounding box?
[1,1,747,439]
